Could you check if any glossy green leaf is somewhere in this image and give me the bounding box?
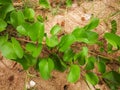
[17,54,37,70]
[26,43,42,57]
[85,56,96,70]
[0,19,7,32]
[111,20,117,34]
[63,48,74,62]
[39,58,54,80]
[97,61,106,74]
[39,0,50,8]
[0,3,14,19]
[66,0,72,7]
[10,10,25,28]
[104,33,120,49]
[84,18,99,31]
[11,37,24,59]
[28,21,44,42]
[58,34,76,52]
[0,42,17,59]
[46,35,59,47]
[16,25,28,36]
[67,65,80,83]
[103,71,120,85]
[85,72,99,85]
[50,25,61,35]
[50,54,67,72]
[74,47,88,65]
[23,8,35,20]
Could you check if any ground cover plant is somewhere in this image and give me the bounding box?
[0,0,120,90]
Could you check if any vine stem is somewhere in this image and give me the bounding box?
[88,50,120,65]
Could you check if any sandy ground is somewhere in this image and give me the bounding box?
[0,0,120,90]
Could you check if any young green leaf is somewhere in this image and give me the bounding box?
[63,48,74,62]
[85,72,99,85]
[26,43,42,57]
[74,47,88,65]
[66,0,72,7]
[10,10,25,28]
[46,35,59,47]
[23,8,35,21]
[103,71,120,85]
[11,37,24,59]
[50,25,61,35]
[104,33,120,49]
[58,34,76,52]
[84,17,99,31]
[111,20,117,34]
[37,15,44,22]
[0,19,7,32]
[0,42,17,59]
[97,61,106,74]
[16,25,28,36]
[85,56,96,70]
[39,0,50,9]
[39,58,54,80]
[0,3,14,19]
[67,65,80,83]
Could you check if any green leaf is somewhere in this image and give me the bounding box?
[111,20,117,34]
[63,48,74,62]
[66,0,72,7]
[16,25,28,36]
[0,3,14,19]
[37,15,44,22]
[28,21,44,42]
[46,35,59,47]
[84,17,99,31]
[50,54,67,72]
[74,47,88,65]
[11,37,24,59]
[97,61,106,74]
[72,27,98,44]
[0,42,17,59]
[103,71,120,85]
[10,10,25,28]
[67,65,80,83]
[85,72,99,85]
[50,25,61,35]
[0,0,12,4]
[58,34,76,52]
[0,19,7,32]
[39,0,50,8]
[39,58,54,80]
[0,35,8,48]
[26,43,42,57]
[72,27,85,39]
[23,8,35,20]
[104,33,120,49]
[85,56,96,70]
[17,54,37,70]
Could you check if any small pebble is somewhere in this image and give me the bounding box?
[30,80,36,88]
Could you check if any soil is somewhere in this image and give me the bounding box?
[0,0,120,90]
